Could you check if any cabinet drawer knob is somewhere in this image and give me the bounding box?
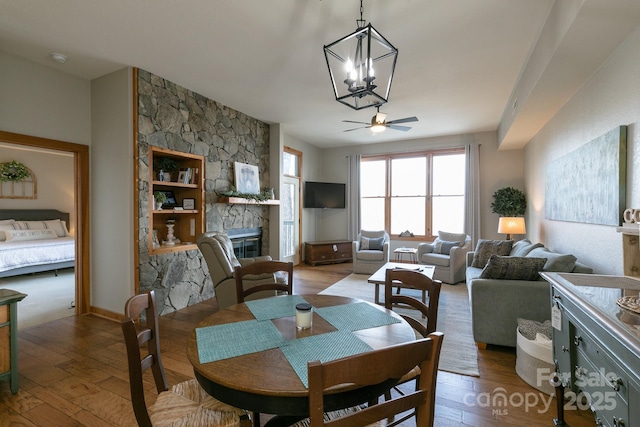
[575,366,587,378]
[613,416,625,426]
[573,335,582,346]
[608,375,623,392]
[561,345,569,353]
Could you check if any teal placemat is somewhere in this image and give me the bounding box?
[280,331,373,387]
[196,319,287,364]
[316,302,400,331]
[245,295,309,321]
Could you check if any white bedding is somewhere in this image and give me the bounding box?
[0,236,75,273]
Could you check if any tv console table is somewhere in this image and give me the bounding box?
[304,240,352,266]
[542,272,640,427]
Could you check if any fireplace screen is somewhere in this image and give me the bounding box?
[228,227,262,259]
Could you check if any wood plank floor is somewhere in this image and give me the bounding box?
[0,263,596,426]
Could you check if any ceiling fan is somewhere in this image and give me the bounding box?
[343,108,418,133]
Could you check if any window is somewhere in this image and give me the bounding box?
[360,150,465,238]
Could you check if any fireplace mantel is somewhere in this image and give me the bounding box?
[218,196,280,205]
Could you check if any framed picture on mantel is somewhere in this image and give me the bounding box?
[234,162,260,195]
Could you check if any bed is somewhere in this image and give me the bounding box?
[0,209,75,278]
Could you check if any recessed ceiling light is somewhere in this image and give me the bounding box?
[50,52,67,64]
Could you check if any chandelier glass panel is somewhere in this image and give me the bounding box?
[324,6,398,111]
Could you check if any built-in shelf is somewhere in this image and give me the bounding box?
[218,196,280,205]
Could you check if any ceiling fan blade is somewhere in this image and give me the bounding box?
[342,120,370,125]
[387,116,418,125]
[388,124,412,131]
[344,126,371,132]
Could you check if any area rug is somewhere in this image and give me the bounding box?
[319,273,480,377]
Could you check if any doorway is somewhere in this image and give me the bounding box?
[0,130,90,318]
[282,147,302,265]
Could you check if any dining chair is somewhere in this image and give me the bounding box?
[383,268,442,426]
[234,260,294,304]
[121,290,251,427]
[305,333,444,427]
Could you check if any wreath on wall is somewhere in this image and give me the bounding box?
[0,160,31,182]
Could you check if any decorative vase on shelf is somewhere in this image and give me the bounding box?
[165,220,176,246]
[269,188,275,199]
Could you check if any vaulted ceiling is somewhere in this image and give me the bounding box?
[2,0,640,149]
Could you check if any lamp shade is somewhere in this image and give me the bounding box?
[498,217,526,236]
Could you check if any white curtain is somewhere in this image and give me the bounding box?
[347,154,361,241]
[464,143,481,247]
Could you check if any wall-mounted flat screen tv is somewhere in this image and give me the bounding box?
[303,181,346,209]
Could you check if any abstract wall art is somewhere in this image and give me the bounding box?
[545,126,627,226]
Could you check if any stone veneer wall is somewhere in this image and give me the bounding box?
[136,69,271,315]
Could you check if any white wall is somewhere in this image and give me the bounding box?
[90,68,134,313]
[525,24,640,275]
[282,133,323,243]
[0,144,74,229]
[284,131,524,247]
[0,51,91,144]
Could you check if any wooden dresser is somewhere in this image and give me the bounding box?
[304,240,352,266]
[542,272,640,427]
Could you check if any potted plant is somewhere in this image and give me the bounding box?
[153,191,167,210]
[491,187,526,216]
[153,157,178,182]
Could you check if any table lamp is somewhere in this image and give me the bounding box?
[498,217,526,240]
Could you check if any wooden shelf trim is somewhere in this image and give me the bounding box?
[218,196,280,205]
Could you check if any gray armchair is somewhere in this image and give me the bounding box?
[196,231,275,310]
[352,230,390,274]
[417,231,471,284]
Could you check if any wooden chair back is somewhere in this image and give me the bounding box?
[307,333,444,427]
[234,260,293,304]
[384,269,442,337]
[121,290,167,427]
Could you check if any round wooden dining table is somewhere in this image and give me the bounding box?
[186,294,415,420]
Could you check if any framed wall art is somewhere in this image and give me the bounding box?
[545,126,627,226]
[234,162,260,194]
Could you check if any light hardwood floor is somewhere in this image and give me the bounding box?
[0,263,595,426]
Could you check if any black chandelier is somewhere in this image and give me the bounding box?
[323,0,398,110]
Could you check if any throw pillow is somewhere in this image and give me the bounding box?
[0,222,20,242]
[360,236,384,250]
[479,255,547,281]
[14,219,70,237]
[510,239,544,257]
[527,247,577,272]
[471,239,513,268]
[438,231,466,244]
[517,318,552,340]
[434,240,460,255]
[4,228,58,242]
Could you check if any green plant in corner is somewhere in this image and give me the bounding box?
[491,187,526,216]
[0,160,31,182]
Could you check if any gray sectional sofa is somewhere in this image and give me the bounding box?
[465,239,592,348]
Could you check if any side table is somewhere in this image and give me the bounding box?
[0,289,27,394]
[393,247,417,263]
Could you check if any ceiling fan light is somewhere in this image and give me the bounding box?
[371,123,386,133]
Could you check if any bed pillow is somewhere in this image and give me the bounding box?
[479,255,547,281]
[4,228,59,242]
[14,219,70,237]
[0,222,20,242]
[471,239,514,268]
